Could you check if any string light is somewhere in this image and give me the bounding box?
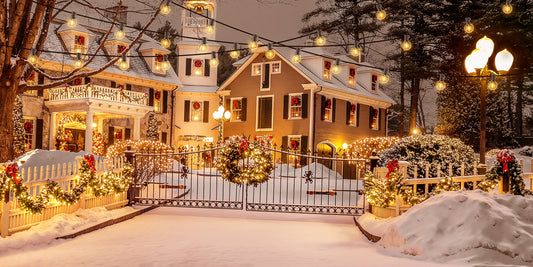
[28,48,38,65]
[161,32,171,49]
[210,51,219,67]
[115,23,125,40]
[161,55,170,70]
[160,0,171,15]
[502,0,513,14]
[379,69,390,84]
[314,30,326,46]
[230,43,240,59]
[248,35,258,51]
[198,37,208,52]
[119,54,129,70]
[376,4,386,21]
[434,74,446,91]
[350,44,361,57]
[67,12,77,27]
[74,53,83,68]
[331,58,341,74]
[401,35,412,51]
[488,74,498,90]
[265,43,275,59]
[464,17,474,34]
[205,19,215,34]
[292,48,301,63]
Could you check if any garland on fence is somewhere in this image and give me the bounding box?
[480,149,525,195]
[430,177,461,196]
[363,159,425,208]
[216,135,273,186]
[0,155,134,214]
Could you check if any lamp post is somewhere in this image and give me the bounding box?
[464,36,514,171]
[212,105,231,146]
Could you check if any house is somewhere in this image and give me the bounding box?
[20,9,181,154]
[218,46,395,163]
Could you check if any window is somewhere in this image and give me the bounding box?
[289,94,302,119]
[323,60,332,80]
[154,90,163,113]
[371,107,379,130]
[271,62,281,74]
[117,45,126,54]
[114,127,125,143]
[371,75,378,91]
[261,63,271,90]
[288,135,301,165]
[252,63,262,76]
[25,71,38,95]
[74,35,86,54]
[23,117,36,151]
[348,68,356,87]
[190,101,203,121]
[155,54,165,72]
[348,103,357,126]
[231,98,243,121]
[257,96,273,130]
[324,97,332,122]
[192,59,203,76]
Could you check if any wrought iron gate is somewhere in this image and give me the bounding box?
[130,146,366,215]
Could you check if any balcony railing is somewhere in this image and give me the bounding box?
[47,84,148,105]
[184,17,208,27]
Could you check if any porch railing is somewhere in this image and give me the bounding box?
[47,84,148,105]
[184,17,208,27]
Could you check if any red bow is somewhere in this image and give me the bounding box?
[6,163,20,184]
[239,138,249,155]
[84,154,96,172]
[386,159,399,179]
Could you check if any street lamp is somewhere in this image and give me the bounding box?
[213,105,231,146]
[464,36,514,170]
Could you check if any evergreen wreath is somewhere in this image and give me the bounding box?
[482,149,526,195]
[215,135,273,186]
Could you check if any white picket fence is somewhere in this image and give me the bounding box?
[1,156,129,237]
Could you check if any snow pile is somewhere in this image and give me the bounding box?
[0,206,137,254]
[16,149,87,168]
[274,162,343,179]
[363,191,533,265]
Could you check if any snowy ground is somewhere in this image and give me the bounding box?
[360,190,533,267]
[0,207,461,267]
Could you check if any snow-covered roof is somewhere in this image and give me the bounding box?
[233,55,250,67]
[178,85,218,93]
[56,23,94,35]
[40,20,181,87]
[138,41,170,53]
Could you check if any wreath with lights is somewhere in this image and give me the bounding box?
[351,104,357,113]
[215,135,274,186]
[193,101,201,110]
[233,100,240,109]
[24,122,33,133]
[77,36,85,45]
[194,60,202,68]
[349,68,356,77]
[326,99,332,109]
[290,140,299,150]
[156,54,164,62]
[324,61,331,70]
[478,149,526,195]
[155,91,161,100]
[291,97,300,105]
[115,131,123,140]
[73,78,82,85]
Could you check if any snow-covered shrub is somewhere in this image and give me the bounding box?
[518,146,533,157]
[378,135,477,178]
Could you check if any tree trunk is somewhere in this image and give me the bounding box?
[409,78,421,134]
[0,80,17,162]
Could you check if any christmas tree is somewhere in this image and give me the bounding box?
[92,131,105,156]
[13,95,25,156]
[146,112,159,141]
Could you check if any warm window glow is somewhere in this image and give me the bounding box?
[290,94,302,119]
[231,99,242,121]
[191,101,203,121]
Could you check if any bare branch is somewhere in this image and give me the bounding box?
[0,0,7,70]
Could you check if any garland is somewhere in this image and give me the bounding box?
[0,155,133,214]
[481,149,525,195]
[24,122,33,133]
[215,135,273,186]
[193,101,201,110]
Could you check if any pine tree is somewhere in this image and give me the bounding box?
[146,112,159,141]
[13,95,25,156]
[92,131,105,156]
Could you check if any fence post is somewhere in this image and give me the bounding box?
[124,146,136,206]
[398,161,410,179]
[1,188,10,237]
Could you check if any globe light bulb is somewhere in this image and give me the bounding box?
[331,58,341,74]
[115,23,125,40]
[205,19,215,34]
[291,48,301,63]
[265,44,275,59]
[160,0,171,15]
[488,74,498,90]
[502,1,513,14]
[248,35,258,51]
[464,18,474,34]
[376,10,386,21]
[350,47,361,57]
[230,50,240,59]
[161,60,170,71]
[315,31,326,46]
[401,35,412,51]
[161,38,171,49]
[74,53,83,68]
[67,12,77,27]
[379,73,389,84]
[119,54,129,70]
[210,52,219,67]
[28,49,38,65]
[198,37,208,52]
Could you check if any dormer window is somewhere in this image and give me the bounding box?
[348,68,356,87]
[371,75,378,91]
[57,23,93,59]
[155,54,165,72]
[323,60,332,81]
[74,35,86,54]
[139,42,170,74]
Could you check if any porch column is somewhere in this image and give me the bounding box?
[133,116,141,140]
[85,109,94,153]
[49,112,57,150]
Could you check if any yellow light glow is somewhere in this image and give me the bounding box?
[434,81,446,91]
[476,36,494,58]
[331,65,340,74]
[488,81,498,90]
[210,58,219,67]
[28,55,38,65]
[119,60,129,70]
[161,61,170,71]
[502,4,512,14]
[495,49,514,72]
[379,74,389,84]
[315,36,326,46]
[67,18,77,27]
[92,123,97,127]
[464,24,474,34]
[230,50,240,59]
[292,54,301,63]
[342,143,348,150]
[74,59,83,68]
[205,25,214,34]
[248,41,258,51]
[161,39,171,49]
[265,50,275,59]
[198,43,208,52]
[115,30,125,40]
[195,69,201,75]
[75,48,82,54]
[376,10,387,21]
[401,41,412,51]
[350,47,360,57]
[412,128,419,135]
[160,5,171,15]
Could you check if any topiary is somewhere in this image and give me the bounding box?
[378,134,477,178]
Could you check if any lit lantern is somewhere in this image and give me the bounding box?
[160,0,171,15]
[230,43,240,59]
[115,23,125,40]
[350,46,361,57]
[379,70,390,84]
[161,55,170,71]
[502,0,513,14]
[74,53,83,68]
[495,49,514,72]
[401,35,412,51]
[331,58,341,74]
[28,48,38,65]
[205,19,215,34]
[67,12,77,27]
[198,37,208,52]
[487,74,498,90]
[265,43,275,59]
[376,4,386,21]
[119,54,129,70]
[469,48,489,69]
[161,32,171,49]
[210,52,219,67]
[248,35,258,51]
[463,17,474,34]
[315,30,326,46]
[476,36,494,58]
[434,74,446,91]
[292,48,301,63]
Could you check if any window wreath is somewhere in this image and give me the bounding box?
[76,36,85,45]
[115,131,122,140]
[351,104,357,113]
[291,96,300,105]
[74,78,82,85]
[155,91,161,100]
[194,60,202,68]
[24,122,32,133]
[156,54,164,62]
[290,140,299,150]
[215,136,274,186]
[326,99,332,109]
[233,100,240,109]
[349,68,356,77]
[193,101,201,110]
[324,61,331,70]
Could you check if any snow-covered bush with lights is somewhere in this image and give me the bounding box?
[378,135,477,178]
[346,137,399,170]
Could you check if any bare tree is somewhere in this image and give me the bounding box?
[0,0,163,162]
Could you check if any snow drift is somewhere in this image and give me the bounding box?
[362,190,533,265]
